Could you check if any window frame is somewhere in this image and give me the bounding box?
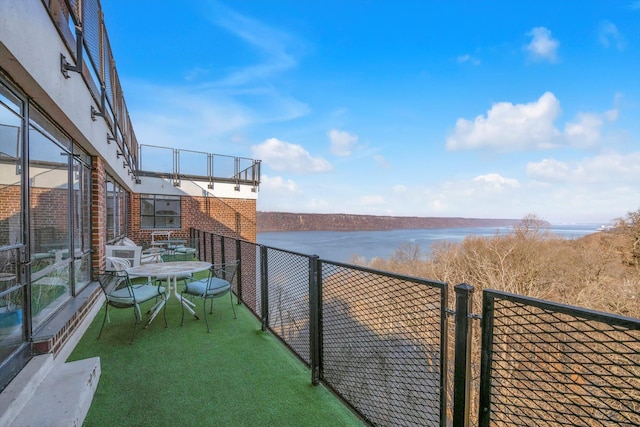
[140,194,181,229]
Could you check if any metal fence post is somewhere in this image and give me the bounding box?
[235,238,242,304]
[209,234,216,264]
[260,245,269,332]
[478,291,495,427]
[453,283,474,427]
[309,256,322,385]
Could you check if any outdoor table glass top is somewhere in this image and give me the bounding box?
[126,261,211,326]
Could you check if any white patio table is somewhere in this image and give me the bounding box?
[126,260,211,327]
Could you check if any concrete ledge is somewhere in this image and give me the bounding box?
[0,281,105,426]
[0,354,54,426]
[10,357,101,427]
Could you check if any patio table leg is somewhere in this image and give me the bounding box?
[145,295,167,328]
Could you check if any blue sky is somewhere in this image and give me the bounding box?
[101,1,639,224]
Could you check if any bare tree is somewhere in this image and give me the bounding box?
[616,208,640,270]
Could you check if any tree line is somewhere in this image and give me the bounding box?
[357,210,640,319]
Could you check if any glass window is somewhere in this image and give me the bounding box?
[28,107,71,326]
[140,194,181,229]
[0,82,23,247]
[72,146,91,291]
[106,179,115,241]
[0,82,26,376]
[105,176,128,242]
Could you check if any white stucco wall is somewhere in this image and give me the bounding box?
[134,176,258,200]
[0,1,129,182]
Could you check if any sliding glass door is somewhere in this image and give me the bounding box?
[0,80,29,390]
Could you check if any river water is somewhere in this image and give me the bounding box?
[257,224,600,263]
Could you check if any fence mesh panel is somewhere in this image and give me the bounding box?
[265,248,311,364]
[321,261,446,426]
[239,241,259,317]
[223,237,236,266]
[482,293,640,427]
[189,229,640,426]
[81,0,100,72]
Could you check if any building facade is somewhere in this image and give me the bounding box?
[0,0,259,392]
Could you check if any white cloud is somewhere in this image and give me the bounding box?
[446,92,561,151]
[599,21,626,51]
[328,129,359,157]
[457,54,480,65]
[525,27,559,63]
[373,154,391,168]
[392,185,407,194]
[446,92,619,152]
[125,81,255,151]
[473,173,520,191]
[526,158,573,182]
[308,198,331,211]
[206,3,304,87]
[256,174,305,213]
[563,113,605,147]
[124,77,310,153]
[125,4,312,153]
[527,152,640,184]
[251,138,332,173]
[184,67,211,81]
[359,195,386,206]
[259,175,301,193]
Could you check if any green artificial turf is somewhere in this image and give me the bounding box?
[67,290,363,427]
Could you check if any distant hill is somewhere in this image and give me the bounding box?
[257,212,524,232]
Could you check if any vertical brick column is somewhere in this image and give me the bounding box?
[129,192,141,242]
[91,157,106,275]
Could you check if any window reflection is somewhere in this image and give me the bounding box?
[140,194,181,229]
[0,83,23,247]
[73,150,91,292]
[106,176,128,242]
[0,249,23,350]
[28,107,71,325]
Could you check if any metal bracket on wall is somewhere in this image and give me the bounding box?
[91,85,107,121]
[60,26,83,78]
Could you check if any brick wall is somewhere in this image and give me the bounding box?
[129,194,256,246]
[30,187,69,250]
[1,184,70,250]
[0,185,20,246]
[91,157,106,274]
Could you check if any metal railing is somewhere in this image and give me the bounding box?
[191,228,640,426]
[191,229,450,426]
[478,291,640,426]
[138,145,260,190]
[47,0,139,177]
[45,1,262,190]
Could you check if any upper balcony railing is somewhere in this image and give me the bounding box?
[138,144,260,192]
[45,0,260,192]
[47,0,139,176]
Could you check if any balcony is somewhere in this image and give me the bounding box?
[3,230,639,426]
[68,293,363,426]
